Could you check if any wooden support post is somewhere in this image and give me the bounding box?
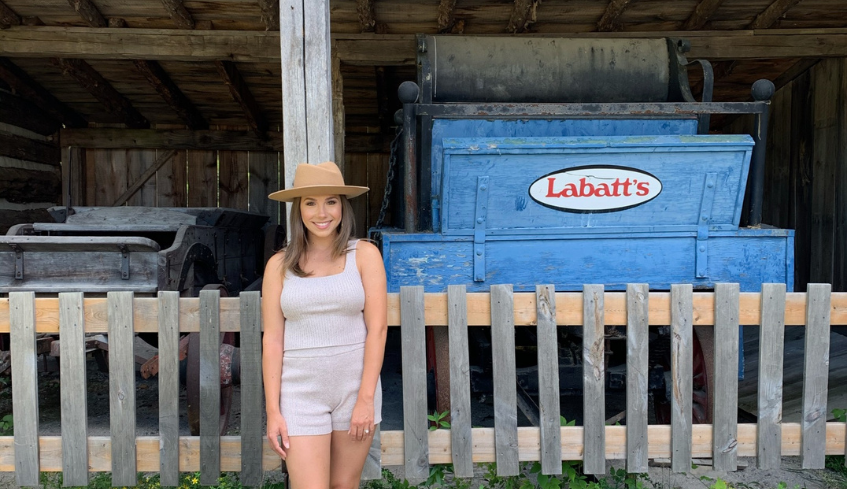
[160,0,195,29]
[596,0,634,32]
[52,58,149,129]
[683,0,725,30]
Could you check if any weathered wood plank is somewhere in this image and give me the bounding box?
[66,0,107,27]
[626,284,649,473]
[187,150,217,207]
[248,152,279,224]
[683,0,726,30]
[0,0,21,27]
[120,149,174,207]
[158,291,180,486]
[802,283,831,469]
[0,131,60,165]
[757,283,786,469]
[447,285,473,478]
[331,50,344,173]
[134,60,208,130]
[160,0,195,29]
[0,91,60,136]
[219,150,249,210]
[304,0,335,162]
[582,284,605,475]
[536,285,561,475]
[199,289,221,484]
[59,292,88,486]
[280,0,307,233]
[157,150,187,207]
[9,292,39,486]
[507,0,538,33]
[61,146,85,207]
[51,58,149,129]
[61,129,282,151]
[214,61,268,138]
[0,58,86,128]
[750,0,802,29]
[356,0,377,32]
[239,292,263,486]
[713,283,739,471]
[108,291,136,485]
[596,0,634,32]
[671,284,693,473]
[491,284,519,476]
[257,0,279,30]
[400,286,428,483]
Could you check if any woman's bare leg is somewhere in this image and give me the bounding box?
[328,428,376,489]
[285,434,332,489]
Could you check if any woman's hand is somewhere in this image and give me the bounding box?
[349,398,375,442]
[266,411,290,459]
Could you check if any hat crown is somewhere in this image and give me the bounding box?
[293,161,346,188]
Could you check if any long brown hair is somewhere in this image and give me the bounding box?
[281,195,356,277]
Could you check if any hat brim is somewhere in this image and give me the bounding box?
[268,185,369,202]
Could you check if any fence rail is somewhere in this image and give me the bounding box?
[0,284,844,486]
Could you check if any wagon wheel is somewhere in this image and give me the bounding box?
[652,326,714,424]
[186,284,236,436]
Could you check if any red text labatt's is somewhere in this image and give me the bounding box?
[528,165,663,213]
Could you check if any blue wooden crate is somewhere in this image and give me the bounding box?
[430,119,701,231]
[381,229,794,293]
[438,135,753,234]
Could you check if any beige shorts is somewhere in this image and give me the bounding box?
[280,344,382,436]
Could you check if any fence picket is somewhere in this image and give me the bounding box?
[671,284,693,473]
[713,284,739,471]
[491,284,519,476]
[10,292,39,487]
[239,292,264,486]
[758,283,786,469]
[626,284,649,473]
[108,291,137,486]
[158,292,180,487]
[447,285,473,478]
[401,286,429,483]
[583,285,605,475]
[536,285,562,475]
[200,290,222,485]
[802,283,831,469]
[60,292,88,486]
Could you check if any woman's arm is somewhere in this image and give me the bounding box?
[349,240,388,441]
[262,252,289,458]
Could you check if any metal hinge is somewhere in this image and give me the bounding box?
[473,176,489,282]
[9,244,23,280]
[696,173,718,279]
[119,244,130,280]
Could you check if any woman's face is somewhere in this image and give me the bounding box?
[299,195,343,239]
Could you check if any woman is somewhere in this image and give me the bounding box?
[262,161,387,489]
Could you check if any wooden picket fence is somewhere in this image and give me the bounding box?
[0,283,845,487]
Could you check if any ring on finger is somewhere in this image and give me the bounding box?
[364,429,370,434]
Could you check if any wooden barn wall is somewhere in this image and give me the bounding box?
[0,116,61,235]
[727,57,847,292]
[79,148,281,226]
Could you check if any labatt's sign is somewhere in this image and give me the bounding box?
[528,166,662,213]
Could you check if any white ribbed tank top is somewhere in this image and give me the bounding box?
[280,240,367,352]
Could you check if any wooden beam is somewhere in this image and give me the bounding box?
[60,128,280,150]
[160,0,195,30]
[596,0,634,32]
[436,0,457,33]
[66,0,107,28]
[356,0,376,32]
[256,0,279,31]
[507,0,539,33]
[214,60,268,138]
[108,17,127,28]
[0,58,87,128]
[683,0,725,30]
[749,0,802,30]
[4,28,847,64]
[112,150,176,206]
[51,58,149,129]
[0,0,21,28]
[0,131,61,165]
[0,91,61,136]
[133,60,207,130]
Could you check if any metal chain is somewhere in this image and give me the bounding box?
[372,125,404,237]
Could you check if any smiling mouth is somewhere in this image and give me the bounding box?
[313,221,332,229]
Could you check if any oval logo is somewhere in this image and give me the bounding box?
[528,165,662,213]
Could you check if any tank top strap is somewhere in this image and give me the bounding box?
[346,239,359,275]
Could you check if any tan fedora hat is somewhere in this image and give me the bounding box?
[268,161,368,202]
